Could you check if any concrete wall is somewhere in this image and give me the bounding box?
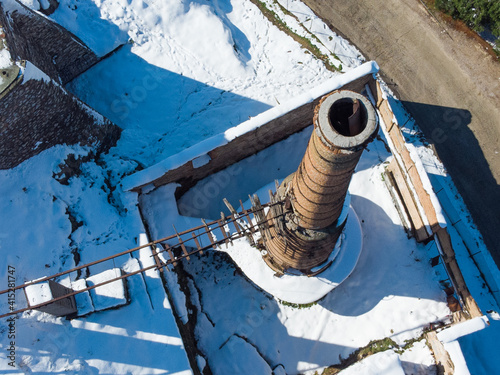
[368,79,487,317]
[0,64,121,169]
[0,0,98,84]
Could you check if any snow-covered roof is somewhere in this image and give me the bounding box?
[122,61,380,192]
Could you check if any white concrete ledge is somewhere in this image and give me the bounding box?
[220,206,363,305]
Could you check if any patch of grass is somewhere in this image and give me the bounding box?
[319,368,339,375]
[356,338,398,359]
[278,299,317,309]
[394,335,424,355]
[422,0,500,61]
[493,45,500,58]
[434,0,500,37]
[320,337,406,374]
[319,330,437,374]
[273,0,342,66]
[250,0,342,72]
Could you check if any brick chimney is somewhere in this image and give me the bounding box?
[264,90,378,273]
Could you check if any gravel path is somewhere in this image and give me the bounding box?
[303,0,500,266]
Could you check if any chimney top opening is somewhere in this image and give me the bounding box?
[328,98,367,137]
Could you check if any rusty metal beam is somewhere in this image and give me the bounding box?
[0,200,285,318]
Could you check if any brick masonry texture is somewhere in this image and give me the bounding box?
[0,0,98,84]
[0,74,121,169]
[0,1,121,169]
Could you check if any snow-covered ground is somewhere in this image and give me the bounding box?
[139,109,453,374]
[55,0,366,169]
[0,145,193,374]
[0,0,361,372]
[1,0,499,374]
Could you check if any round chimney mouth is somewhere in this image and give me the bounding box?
[316,90,378,150]
[328,97,366,137]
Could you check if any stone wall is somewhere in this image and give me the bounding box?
[0,0,98,84]
[0,64,121,169]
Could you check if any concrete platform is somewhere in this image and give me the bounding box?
[220,205,363,305]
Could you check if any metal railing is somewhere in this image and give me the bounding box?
[0,197,283,319]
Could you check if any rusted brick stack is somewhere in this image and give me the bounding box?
[264,90,378,273]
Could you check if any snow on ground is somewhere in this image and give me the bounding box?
[85,268,128,311]
[398,339,436,375]
[274,0,363,69]
[55,0,358,168]
[0,0,366,373]
[0,46,11,69]
[338,351,404,375]
[140,126,451,374]
[0,146,192,374]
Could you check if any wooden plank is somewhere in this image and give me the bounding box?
[223,199,244,233]
[387,159,430,242]
[219,213,231,247]
[251,194,271,240]
[384,110,441,234]
[238,200,256,246]
[383,171,412,235]
[268,189,285,236]
[389,127,414,169]
[425,331,454,375]
[407,163,441,234]
[389,127,434,236]
[191,232,203,255]
[379,100,396,132]
[201,218,217,249]
[435,228,482,318]
[436,230,467,289]
[173,225,190,261]
[463,293,483,319]
[230,213,243,235]
[162,243,177,267]
[151,245,165,272]
[268,189,274,204]
[368,79,384,108]
[223,198,237,215]
[239,200,255,231]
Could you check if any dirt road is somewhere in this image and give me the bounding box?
[302,0,500,266]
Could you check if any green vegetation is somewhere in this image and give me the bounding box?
[278,299,317,309]
[434,0,500,43]
[355,338,399,360]
[316,332,435,374]
[250,0,342,72]
[316,337,399,374]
